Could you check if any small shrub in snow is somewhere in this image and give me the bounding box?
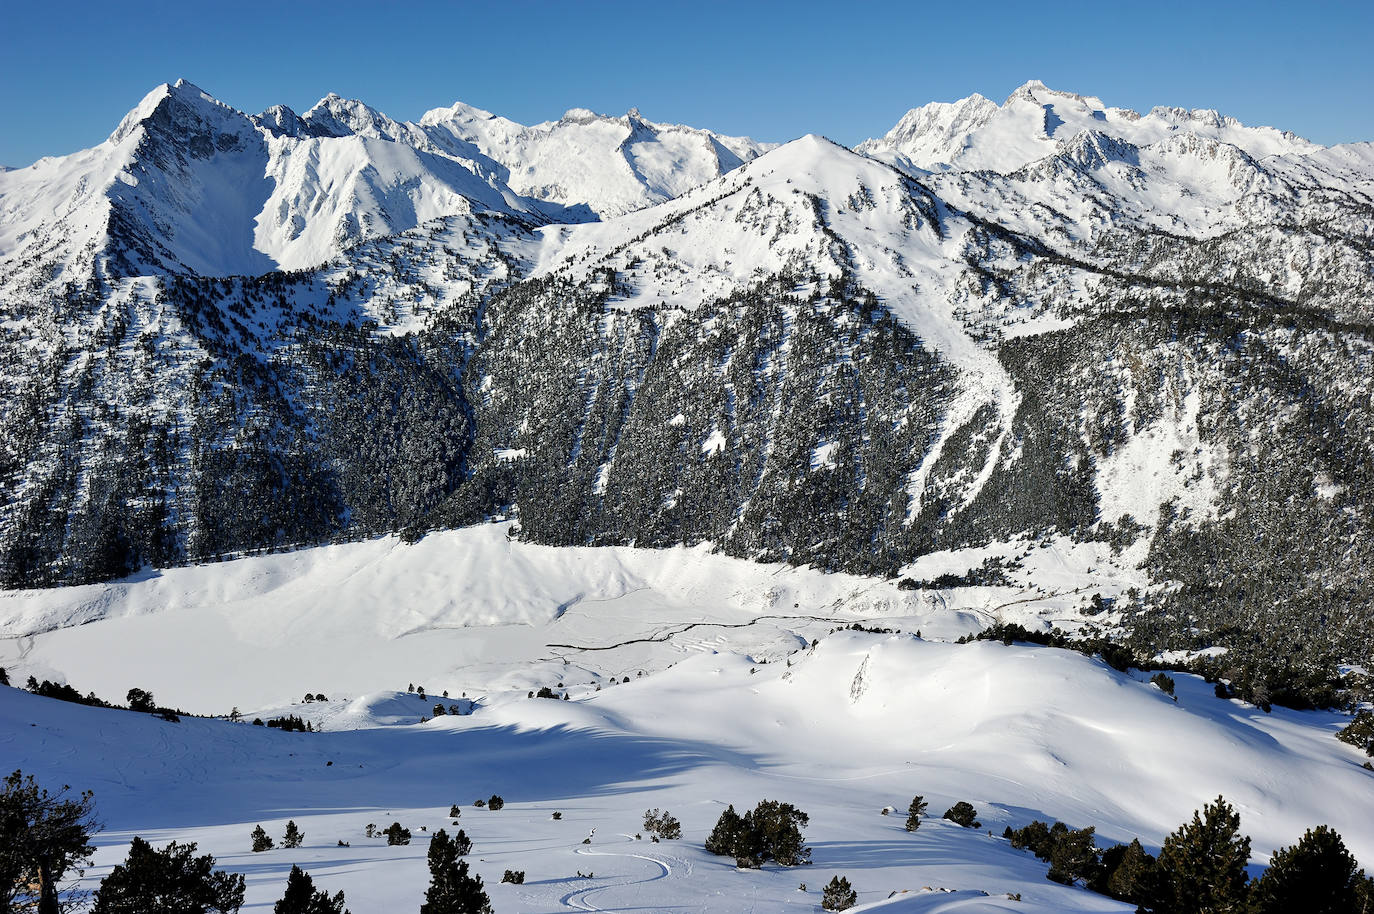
[384,822,411,846]
[821,875,857,911]
[487,795,504,811]
[643,808,682,840]
[251,825,274,852]
[1150,672,1176,696]
[904,795,928,832]
[500,870,524,885]
[551,811,562,820]
[449,805,462,818]
[282,820,304,849]
[473,799,485,808]
[942,802,980,829]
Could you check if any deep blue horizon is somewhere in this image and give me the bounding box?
[2,0,1371,168]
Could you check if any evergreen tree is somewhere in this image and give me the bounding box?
[903,796,928,832]
[451,829,472,856]
[1089,839,1156,904]
[821,875,857,911]
[0,770,98,914]
[704,800,809,868]
[1143,796,1251,914]
[1047,826,1098,885]
[419,829,492,914]
[126,688,155,713]
[942,801,980,829]
[251,825,274,852]
[384,823,411,846]
[273,865,349,914]
[91,837,245,914]
[705,805,745,858]
[283,820,304,849]
[1251,825,1366,914]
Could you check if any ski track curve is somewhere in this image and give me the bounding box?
[557,834,674,912]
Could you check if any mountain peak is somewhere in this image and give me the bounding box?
[108,80,236,145]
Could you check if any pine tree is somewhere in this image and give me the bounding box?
[251,825,274,852]
[92,837,245,914]
[705,805,745,858]
[283,820,304,849]
[420,829,492,914]
[904,796,927,832]
[821,875,857,911]
[1047,826,1098,885]
[384,822,411,846]
[1089,838,1156,904]
[451,829,471,856]
[273,865,349,914]
[1251,825,1366,914]
[0,770,98,914]
[942,801,980,829]
[1144,796,1251,914]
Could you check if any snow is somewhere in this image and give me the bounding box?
[2,539,1370,912]
[859,80,1319,176]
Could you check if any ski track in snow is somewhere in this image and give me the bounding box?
[559,836,674,912]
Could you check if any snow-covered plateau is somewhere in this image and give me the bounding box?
[2,77,1373,912]
[2,527,1371,913]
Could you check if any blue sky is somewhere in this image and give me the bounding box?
[2,0,1371,167]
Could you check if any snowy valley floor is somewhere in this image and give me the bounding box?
[1,526,1370,912]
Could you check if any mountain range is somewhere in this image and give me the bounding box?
[1,78,1372,702]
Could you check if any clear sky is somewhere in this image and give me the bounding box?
[2,0,1371,168]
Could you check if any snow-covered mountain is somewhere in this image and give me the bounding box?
[0,78,1371,707]
[857,79,1320,175]
[3,77,1374,914]
[0,80,769,282]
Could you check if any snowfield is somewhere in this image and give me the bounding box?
[2,527,1370,913]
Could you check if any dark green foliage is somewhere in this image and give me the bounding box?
[451,830,471,856]
[1047,826,1098,885]
[383,823,411,846]
[821,875,857,911]
[500,870,524,885]
[705,800,810,868]
[1336,710,1374,756]
[264,715,309,732]
[1004,819,1100,885]
[24,677,110,708]
[1251,825,1368,914]
[1089,839,1157,904]
[126,688,155,713]
[251,825,273,852]
[1,770,98,914]
[1150,672,1176,696]
[942,802,980,829]
[1142,796,1251,914]
[273,865,348,914]
[904,796,927,832]
[282,820,303,849]
[486,795,503,811]
[420,828,492,914]
[92,837,245,914]
[448,805,461,818]
[0,667,7,686]
[643,808,681,840]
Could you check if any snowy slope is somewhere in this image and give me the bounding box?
[2,551,1370,912]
